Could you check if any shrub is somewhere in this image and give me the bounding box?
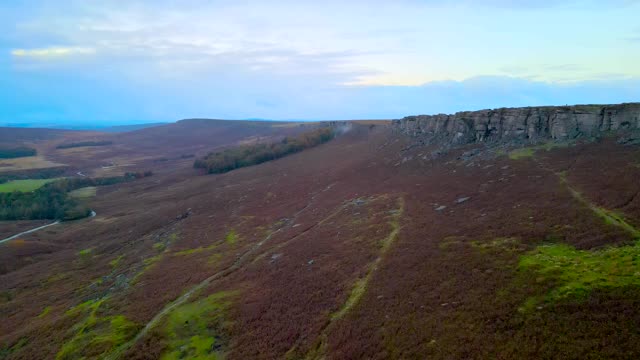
[0,147,36,159]
[56,141,113,149]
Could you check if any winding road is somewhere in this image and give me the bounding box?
[0,221,60,244]
[0,210,96,245]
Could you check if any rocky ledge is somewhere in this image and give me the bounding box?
[392,103,640,146]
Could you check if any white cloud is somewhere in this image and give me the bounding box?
[11,46,96,58]
[7,0,640,84]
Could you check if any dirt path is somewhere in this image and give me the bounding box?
[0,221,60,244]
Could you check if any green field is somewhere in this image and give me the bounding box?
[69,186,97,198]
[0,178,61,193]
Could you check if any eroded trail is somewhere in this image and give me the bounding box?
[303,196,405,360]
[105,230,279,360]
[105,184,338,360]
[559,174,640,239]
[536,156,640,239]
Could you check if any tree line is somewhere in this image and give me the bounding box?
[56,141,113,149]
[0,171,152,221]
[0,147,37,159]
[194,127,335,174]
[0,167,66,185]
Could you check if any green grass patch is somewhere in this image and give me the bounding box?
[78,248,93,260]
[153,242,167,252]
[57,298,138,360]
[38,306,52,318]
[508,142,567,160]
[225,229,238,245]
[0,178,62,192]
[161,291,236,360]
[69,186,97,198]
[78,248,93,256]
[77,248,94,265]
[109,255,124,269]
[173,243,219,256]
[520,241,640,307]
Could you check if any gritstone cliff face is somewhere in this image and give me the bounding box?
[392,103,640,146]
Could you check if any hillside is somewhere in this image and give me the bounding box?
[0,120,320,178]
[1,113,640,359]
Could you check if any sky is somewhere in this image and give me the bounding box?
[1,0,639,125]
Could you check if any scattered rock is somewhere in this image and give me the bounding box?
[455,197,470,204]
[458,148,481,161]
[435,205,447,211]
[270,253,282,263]
[618,131,640,145]
[175,208,192,220]
[307,259,314,265]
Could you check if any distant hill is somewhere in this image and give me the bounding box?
[99,123,168,133]
[0,122,169,132]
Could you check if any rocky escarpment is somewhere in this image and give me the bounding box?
[393,103,640,146]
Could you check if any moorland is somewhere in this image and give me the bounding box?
[1,105,640,359]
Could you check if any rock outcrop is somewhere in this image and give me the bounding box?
[392,103,640,146]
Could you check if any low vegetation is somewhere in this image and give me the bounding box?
[520,240,640,309]
[56,299,138,360]
[160,291,235,360]
[69,186,97,198]
[225,229,238,244]
[519,169,640,310]
[0,338,28,359]
[508,142,567,160]
[56,141,113,149]
[194,127,335,174]
[0,147,37,159]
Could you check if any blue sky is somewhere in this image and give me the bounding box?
[1,0,639,125]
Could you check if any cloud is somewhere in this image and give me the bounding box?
[11,46,96,58]
[2,0,639,124]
